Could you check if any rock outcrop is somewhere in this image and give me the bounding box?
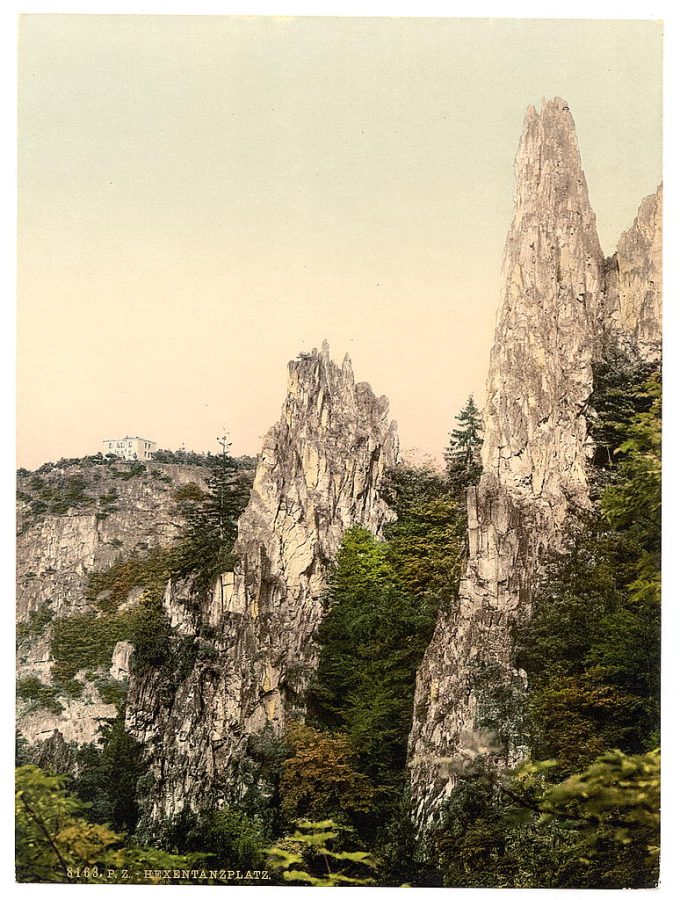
[16,461,211,749]
[17,462,209,623]
[407,98,662,829]
[126,342,398,824]
[603,185,662,362]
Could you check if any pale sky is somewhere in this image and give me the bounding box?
[17,16,662,469]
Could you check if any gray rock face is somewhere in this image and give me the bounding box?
[110,641,135,681]
[126,342,398,822]
[407,98,662,829]
[483,99,603,520]
[19,678,121,749]
[16,462,209,750]
[17,463,209,623]
[603,185,662,362]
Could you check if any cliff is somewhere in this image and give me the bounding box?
[603,184,662,361]
[407,98,662,829]
[125,342,398,825]
[15,97,661,842]
[16,459,212,749]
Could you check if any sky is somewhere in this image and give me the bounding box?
[16,16,663,469]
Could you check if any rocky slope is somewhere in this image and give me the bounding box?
[16,460,211,749]
[125,342,399,825]
[407,98,662,829]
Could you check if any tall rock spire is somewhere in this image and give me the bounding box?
[126,344,398,824]
[407,98,607,829]
[603,185,662,362]
[484,98,604,512]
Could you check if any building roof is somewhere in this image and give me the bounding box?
[102,436,156,443]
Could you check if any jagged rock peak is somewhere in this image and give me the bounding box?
[284,341,391,435]
[511,99,600,241]
[408,98,607,831]
[603,184,662,361]
[484,96,603,511]
[126,344,399,822]
[244,341,398,565]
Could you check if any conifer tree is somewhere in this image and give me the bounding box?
[444,395,483,495]
[175,431,251,589]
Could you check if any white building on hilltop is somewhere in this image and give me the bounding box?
[103,436,157,461]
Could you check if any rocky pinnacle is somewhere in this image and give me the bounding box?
[407,98,661,830]
[126,342,398,822]
[603,184,662,362]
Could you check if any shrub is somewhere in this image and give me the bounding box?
[17,605,54,643]
[85,547,176,613]
[93,678,128,707]
[17,677,64,715]
[127,598,173,671]
[50,614,134,682]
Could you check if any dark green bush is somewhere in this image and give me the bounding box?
[17,677,63,714]
[17,604,54,643]
[50,613,134,681]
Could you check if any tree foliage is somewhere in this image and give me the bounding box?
[268,820,377,886]
[154,803,267,871]
[601,369,661,604]
[279,722,375,822]
[307,526,440,798]
[15,765,200,883]
[444,395,484,495]
[304,466,467,877]
[171,438,252,590]
[382,465,466,608]
[69,712,146,834]
[430,749,659,889]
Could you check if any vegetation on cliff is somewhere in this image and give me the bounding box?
[16,361,661,887]
[39,445,254,689]
[426,356,661,888]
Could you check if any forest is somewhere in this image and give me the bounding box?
[16,345,661,888]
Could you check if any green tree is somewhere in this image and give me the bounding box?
[15,765,199,883]
[444,395,483,495]
[601,369,661,604]
[587,345,657,476]
[268,820,377,886]
[307,528,436,798]
[173,433,252,590]
[70,711,146,834]
[157,804,267,871]
[514,518,658,771]
[382,465,466,608]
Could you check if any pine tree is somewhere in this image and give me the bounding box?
[444,396,483,495]
[175,432,252,590]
